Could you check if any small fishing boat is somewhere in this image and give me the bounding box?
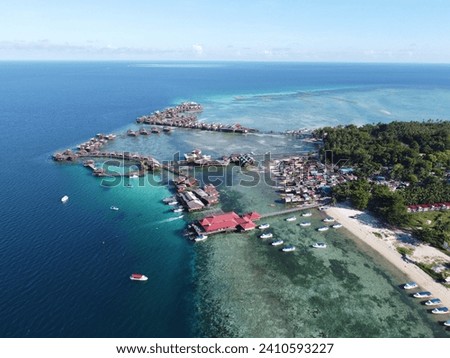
[61,195,69,203]
[271,239,284,246]
[323,217,335,222]
[286,216,296,222]
[258,223,270,229]
[425,298,442,306]
[282,245,296,252]
[300,222,311,227]
[110,206,119,211]
[312,242,327,249]
[194,234,208,242]
[413,291,432,298]
[260,233,273,239]
[431,307,449,314]
[332,223,343,229]
[302,212,312,217]
[163,197,176,203]
[403,281,418,290]
[317,227,329,232]
[130,273,148,281]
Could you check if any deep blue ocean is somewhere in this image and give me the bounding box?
[0,61,449,337]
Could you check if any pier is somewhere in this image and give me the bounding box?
[136,101,257,134]
[259,202,326,218]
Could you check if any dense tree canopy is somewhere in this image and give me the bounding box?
[315,121,450,246]
[314,120,450,182]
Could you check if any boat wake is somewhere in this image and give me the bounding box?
[151,215,185,225]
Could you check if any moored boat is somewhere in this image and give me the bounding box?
[271,239,284,246]
[194,234,208,242]
[167,201,178,206]
[129,174,139,179]
[258,223,270,229]
[444,320,450,326]
[317,227,329,232]
[302,212,312,217]
[61,195,69,203]
[260,233,273,239]
[413,291,432,298]
[300,222,311,227]
[403,281,418,290]
[173,207,184,213]
[323,217,335,222]
[425,298,442,306]
[282,245,296,252]
[286,216,296,222]
[130,273,148,281]
[312,242,327,249]
[431,307,449,314]
[332,223,343,229]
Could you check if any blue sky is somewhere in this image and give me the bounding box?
[1,0,449,62]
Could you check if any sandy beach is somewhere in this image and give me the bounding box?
[324,206,450,308]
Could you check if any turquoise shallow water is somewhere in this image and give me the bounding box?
[1,62,450,337]
[192,172,449,338]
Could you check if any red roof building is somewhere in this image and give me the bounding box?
[198,211,260,233]
[242,211,262,221]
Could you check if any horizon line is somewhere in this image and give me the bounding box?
[1,59,450,66]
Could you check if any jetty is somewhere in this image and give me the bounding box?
[260,202,326,218]
[136,102,257,134]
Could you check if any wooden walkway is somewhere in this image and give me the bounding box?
[260,202,324,218]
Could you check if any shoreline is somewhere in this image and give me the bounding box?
[324,205,450,308]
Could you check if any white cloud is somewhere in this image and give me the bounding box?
[192,44,203,55]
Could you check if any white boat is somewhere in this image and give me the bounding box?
[413,291,432,298]
[129,174,139,179]
[260,233,273,239]
[403,281,418,290]
[167,201,178,206]
[332,223,343,229]
[312,242,327,249]
[282,245,296,252]
[130,273,148,281]
[425,298,442,306]
[61,195,69,203]
[173,207,184,213]
[323,217,335,222]
[110,206,119,211]
[258,223,270,229]
[286,216,296,222]
[271,239,284,246]
[194,234,208,242]
[302,212,312,217]
[431,307,449,314]
[300,222,311,227]
[444,320,450,326]
[318,227,329,232]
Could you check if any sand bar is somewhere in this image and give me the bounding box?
[324,206,450,308]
